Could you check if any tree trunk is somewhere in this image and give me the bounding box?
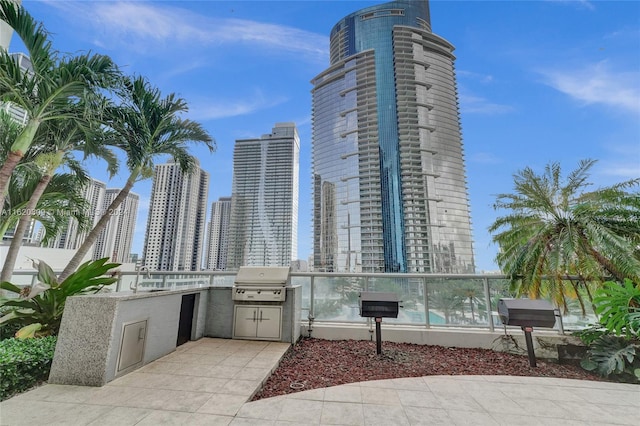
[1,173,52,282]
[58,177,135,281]
[0,120,41,211]
[0,151,23,214]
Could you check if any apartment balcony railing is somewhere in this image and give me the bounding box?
[8,270,598,332]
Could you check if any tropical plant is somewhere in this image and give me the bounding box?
[489,159,640,312]
[59,75,215,280]
[579,279,640,383]
[593,279,640,338]
[0,0,119,212]
[0,258,119,337]
[0,169,91,243]
[0,103,119,282]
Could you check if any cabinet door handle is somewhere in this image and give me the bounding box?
[138,327,145,341]
[260,310,263,322]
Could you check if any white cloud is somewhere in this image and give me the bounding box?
[457,70,494,84]
[459,93,514,115]
[545,0,595,11]
[539,61,640,114]
[468,152,502,165]
[46,1,328,62]
[187,91,289,121]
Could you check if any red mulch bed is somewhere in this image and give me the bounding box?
[252,338,604,400]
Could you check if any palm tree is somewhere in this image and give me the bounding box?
[59,76,215,280]
[0,169,91,246]
[0,0,119,210]
[489,159,640,312]
[0,112,118,282]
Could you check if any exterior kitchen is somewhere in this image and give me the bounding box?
[48,267,301,387]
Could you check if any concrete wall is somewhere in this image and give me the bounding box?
[303,323,583,360]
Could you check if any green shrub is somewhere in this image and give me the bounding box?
[578,279,640,383]
[0,336,57,400]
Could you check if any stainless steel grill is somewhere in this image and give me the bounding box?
[232,266,291,302]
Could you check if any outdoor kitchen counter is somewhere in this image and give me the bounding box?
[49,287,209,387]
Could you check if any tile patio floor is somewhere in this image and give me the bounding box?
[0,337,637,425]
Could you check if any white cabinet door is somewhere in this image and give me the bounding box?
[256,306,282,340]
[234,306,258,339]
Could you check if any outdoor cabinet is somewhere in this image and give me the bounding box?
[233,305,282,340]
[116,320,147,374]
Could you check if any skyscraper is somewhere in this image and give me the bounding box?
[48,178,106,250]
[205,196,231,270]
[226,123,300,269]
[143,159,209,271]
[312,0,474,273]
[92,189,139,263]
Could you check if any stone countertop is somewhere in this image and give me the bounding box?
[80,286,212,300]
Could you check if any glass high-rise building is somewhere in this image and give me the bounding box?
[93,189,139,263]
[312,0,474,273]
[226,123,300,269]
[143,159,209,271]
[206,196,232,270]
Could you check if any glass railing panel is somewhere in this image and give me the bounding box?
[212,274,235,287]
[367,276,425,325]
[291,276,311,315]
[487,278,512,327]
[426,277,489,327]
[312,276,366,322]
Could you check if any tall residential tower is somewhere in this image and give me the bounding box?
[143,159,209,271]
[93,189,139,263]
[205,196,232,270]
[312,0,474,273]
[226,123,299,269]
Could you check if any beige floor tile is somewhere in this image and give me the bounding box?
[447,410,499,426]
[230,418,276,425]
[87,406,152,425]
[287,387,325,401]
[135,409,194,425]
[236,396,286,420]
[197,354,229,365]
[396,389,441,409]
[277,398,323,423]
[361,404,409,426]
[323,385,362,403]
[197,393,248,416]
[403,406,453,425]
[187,412,235,425]
[233,367,272,381]
[206,365,243,379]
[88,385,144,406]
[433,392,484,412]
[118,388,182,410]
[138,360,180,374]
[360,387,401,405]
[220,356,254,367]
[222,379,262,396]
[320,401,364,425]
[160,390,216,412]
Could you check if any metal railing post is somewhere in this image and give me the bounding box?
[309,275,315,319]
[424,276,430,328]
[484,277,494,332]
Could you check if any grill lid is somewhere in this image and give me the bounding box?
[233,266,291,287]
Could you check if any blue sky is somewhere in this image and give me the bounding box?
[9,0,640,272]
